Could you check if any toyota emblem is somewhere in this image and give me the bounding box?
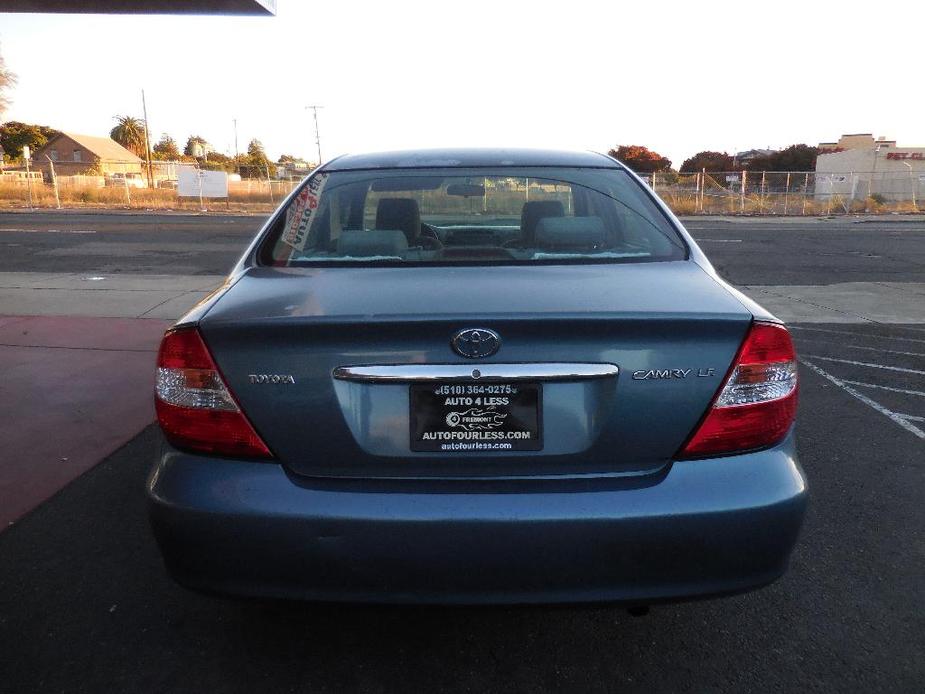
[451,328,501,359]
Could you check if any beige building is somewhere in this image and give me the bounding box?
[816,133,924,202]
[31,132,144,178]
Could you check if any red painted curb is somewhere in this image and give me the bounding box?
[0,316,172,529]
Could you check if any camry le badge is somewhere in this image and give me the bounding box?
[451,328,501,359]
[632,368,716,380]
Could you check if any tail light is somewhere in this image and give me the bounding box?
[155,327,272,459]
[680,321,798,458]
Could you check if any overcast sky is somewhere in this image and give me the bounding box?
[1,1,922,167]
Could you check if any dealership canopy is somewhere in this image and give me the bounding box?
[0,0,275,14]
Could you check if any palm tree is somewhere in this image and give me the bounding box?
[110,116,147,157]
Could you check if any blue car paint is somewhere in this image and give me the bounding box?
[148,149,807,603]
[148,431,806,604]
[197,262,753,479]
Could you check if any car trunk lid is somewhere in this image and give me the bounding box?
[199,262,753,478]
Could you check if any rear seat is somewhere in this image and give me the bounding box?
[337,230,409,257]
[534,216,605,250]
[519,200,565,247]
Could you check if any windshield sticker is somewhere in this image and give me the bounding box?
[281,173,329,250]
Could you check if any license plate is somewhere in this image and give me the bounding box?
[410,382,542,452]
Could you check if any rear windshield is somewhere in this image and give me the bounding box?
[260,167,686,266]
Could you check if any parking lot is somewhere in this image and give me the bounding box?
[1,212,923,693]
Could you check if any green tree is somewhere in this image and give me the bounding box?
[0,121,58,160]
[240,138,276,178]
[110,115,147,157]
[607,145,672,173]
[183,135,208,157]
[152,133,179,160]
[746,144,819,172]
[247,138,267,159]
[679,151,734,173]
[200,151,236,172]
[0,46,15,118]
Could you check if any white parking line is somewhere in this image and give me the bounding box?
[800,359,925,440]
[697,238,743,243]
[791,326,925,345]
[840,380,925,398]
[797,339,925,359]
[803,354,925,376]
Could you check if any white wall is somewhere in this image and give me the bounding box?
[816,149,925,201]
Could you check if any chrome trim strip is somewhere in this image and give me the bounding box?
[333,363,619,383]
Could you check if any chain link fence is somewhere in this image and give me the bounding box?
[0,168,923,215]
[0,171,300,212]
[644,170,923,214]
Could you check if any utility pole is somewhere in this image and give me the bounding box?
[867,143,881,208]
[306,105,323,166]
[903,161,917,211]
[233,118,240,176]
[23,145,33,210]
[141,89,155,189]
[700,167,706,213]
[45,155,61,209]
[740,170,747,214]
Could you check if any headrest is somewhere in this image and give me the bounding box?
[520,200,565,243]
[336,230,409,257]
[534,216,605,248]
[375,198,421,244]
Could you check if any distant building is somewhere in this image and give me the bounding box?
[733,148,777,167]
[815,134,924,202]
[152,160,183,181]
[276,160,315,180]
[30,132,144,178]
[188,141,213,159]
[817,133,897,154]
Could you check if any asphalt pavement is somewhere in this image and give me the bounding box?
[1,210,924,285]
[0,210,262,276]
[685,216,925,285]
[0,211,923,693]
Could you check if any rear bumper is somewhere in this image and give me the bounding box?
[147,433,807,604]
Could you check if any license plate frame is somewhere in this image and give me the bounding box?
[410,382,543,453]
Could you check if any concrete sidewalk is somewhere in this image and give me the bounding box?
[0,272,224,319]
[741,282,925,324]
[0,316,171,527]
[681,214,925,225]
[0,274,221,527]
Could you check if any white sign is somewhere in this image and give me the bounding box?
[281,173,329,251]
[177,166,228,198]
[725,175,740,183]
[22,145,30,160]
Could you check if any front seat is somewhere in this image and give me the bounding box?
[375,198,422,246]
[520,200,565,247]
